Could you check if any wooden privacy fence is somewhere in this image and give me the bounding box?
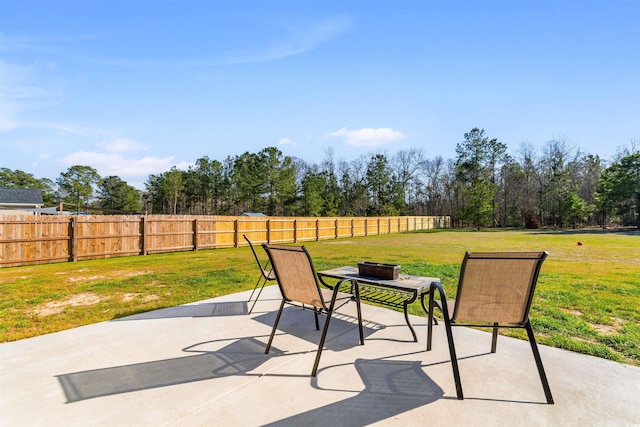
[0,214,450,268]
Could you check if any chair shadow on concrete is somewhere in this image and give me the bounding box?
[113,300,250,321]
[252,307,383,353]
[56,336,280,403]
[263,359,444,427]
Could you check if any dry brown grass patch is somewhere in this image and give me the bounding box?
[32,292,107,317]
[590,317,624,335]
[121,293,160,303]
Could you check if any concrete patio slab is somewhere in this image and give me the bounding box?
[2,285,639,426]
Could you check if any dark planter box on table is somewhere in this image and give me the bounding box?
[357,262,400,280]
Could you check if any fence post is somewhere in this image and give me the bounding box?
[69,216,77,262]
[316,219,320,241]
[193,218,199,251]
[294,219,298,243]
[335,218,339,239]
[267,219,271,243]
[351,218,354,237]
[234,219,239,248]
[141,216,147,255]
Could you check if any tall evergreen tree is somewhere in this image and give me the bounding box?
[57,165,100,213]
[164,167,184,215]
[365,154,393,215]
[98,176,142,212]
[596,152,640,227]
[455,128,507,226]
[538,139,577,227]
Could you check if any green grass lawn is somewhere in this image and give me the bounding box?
[1,228,638,366]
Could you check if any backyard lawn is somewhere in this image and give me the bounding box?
[1,228,638,366]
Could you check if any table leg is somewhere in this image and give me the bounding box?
[403,301,418,342]
[420,292,439,325]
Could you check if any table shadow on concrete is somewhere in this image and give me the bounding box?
[252,307,384,352]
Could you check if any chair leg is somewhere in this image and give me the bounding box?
[491,323,499,353]
[265,299,285,354]
[427,286,435,351]
[313,308,320,330]
[354,281,364,345]
[248,276,267,314]
[311,285,343,377]
[443,318,463,400]
[312,309,334,376]
[427,282,447,351]
[525,321,554,404]
[247,274,264,302]
[427,282,463,400]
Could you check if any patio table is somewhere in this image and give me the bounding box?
[318,266,439,342]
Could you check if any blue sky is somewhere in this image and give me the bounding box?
[1,0,639,189]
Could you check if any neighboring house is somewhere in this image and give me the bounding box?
[0,188,44,214]
[241,212,267,217]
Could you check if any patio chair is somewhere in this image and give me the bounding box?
[426,251,554,404]
[262,244,364,376]
[244,235,277,314]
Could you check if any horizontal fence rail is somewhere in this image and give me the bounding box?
[0,214,450,268]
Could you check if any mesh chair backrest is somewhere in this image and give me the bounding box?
[452,252,547,325]
[262,244,325,308]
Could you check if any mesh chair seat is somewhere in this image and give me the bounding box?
[262,244,364,377]
[427,251,554,404]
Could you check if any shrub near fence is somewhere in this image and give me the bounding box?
[0,214,450,268]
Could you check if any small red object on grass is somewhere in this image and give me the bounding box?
[577,241,583,246]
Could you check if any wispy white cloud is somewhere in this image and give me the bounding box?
[174,161,194,171]
[101,137,149,152]
[0,61,35,130]
[207,15,353,65]
[325,127,407,148]
[278,137,295,146]
[0,32,102,52]
[1,15,352,69]
[60,151,177,178]
[0,59,67,131]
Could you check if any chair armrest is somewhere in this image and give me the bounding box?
[427,281,452,351]
[317,273,335,290]
[335,278,359,297]
[318,274,356,293]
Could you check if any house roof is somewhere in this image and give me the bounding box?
[0,188,44,205]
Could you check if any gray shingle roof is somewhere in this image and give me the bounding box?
[0,188,44,205]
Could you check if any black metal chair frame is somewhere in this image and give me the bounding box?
[244,235,276,314]
[426,251,554,404]
[262,244,364,377]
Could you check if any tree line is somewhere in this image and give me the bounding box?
[2,128,638,228]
